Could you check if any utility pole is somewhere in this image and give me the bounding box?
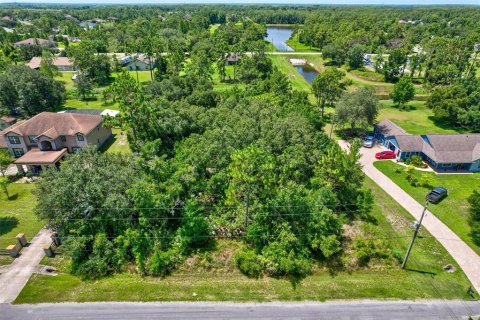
[244,188,250,231]
[402,200,429,269]
[329,115,335,139]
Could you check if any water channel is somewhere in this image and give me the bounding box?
[265,26,319,84]
[265,26,294,52]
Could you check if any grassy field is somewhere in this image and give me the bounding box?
[378,100,467,134]
[285,38,320,52]
[0,183,44,266]
[268,54,313,92]
[15,177,474,303]
[374,160,480,256]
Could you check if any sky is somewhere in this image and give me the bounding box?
[0,0,479,5]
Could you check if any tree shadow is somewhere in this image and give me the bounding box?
[0,216,18,236]
[427,116,468,133]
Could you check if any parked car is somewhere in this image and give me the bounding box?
[375,150,396,159]
[363,135,375,148]
[426,187,448,204]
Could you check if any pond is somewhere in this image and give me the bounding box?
[295,63,319,84]
[265,26,294,52]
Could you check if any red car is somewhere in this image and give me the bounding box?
[375,150,397,159]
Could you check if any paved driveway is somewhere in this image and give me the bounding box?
[340,141,480,293]
[0,229,51,303]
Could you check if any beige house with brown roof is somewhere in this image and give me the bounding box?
[0,112,112,174]
[26,57,76,71]
[14,38,56,48]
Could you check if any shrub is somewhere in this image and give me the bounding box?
[419,174,434,188]
[235,248,263,278]
[352,237,390,266]
[148,247,182,277]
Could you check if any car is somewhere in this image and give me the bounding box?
[426,187,448,204]
[375,150,396,159]
[363,135,375,148]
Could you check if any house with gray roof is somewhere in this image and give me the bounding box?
[374,119,480,172]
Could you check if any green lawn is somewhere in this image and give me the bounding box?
[100,128,131,154]
[285,38,320,52]
[15,177,474,303]
[374,160,480,255]
[0,183,44,265]
[269,54,313,92]
[378,100,468,134]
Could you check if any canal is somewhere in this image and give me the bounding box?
[265,26,294,52]
[294,64,318,84]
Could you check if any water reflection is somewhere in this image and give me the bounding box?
[294,64,318,84]
[265,27,294,52]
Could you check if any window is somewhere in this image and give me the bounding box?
[8,136,21,145]
[76,134,85,141]
[60,136,66,142]
[72,147,81,153]
[13,148,24,157]
[28,135,38,144]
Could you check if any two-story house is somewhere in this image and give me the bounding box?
[0,112,112,174]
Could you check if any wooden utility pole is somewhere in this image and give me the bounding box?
[402,201,429,269]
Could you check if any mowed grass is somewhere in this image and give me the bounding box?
[0,183,44,265]
[374,160,480,255]
[100,128,131,154]
[269,54,313,92]
[15,177,474,303]
[378,100,468,134]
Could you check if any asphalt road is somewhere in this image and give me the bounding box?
[2,301,480,320]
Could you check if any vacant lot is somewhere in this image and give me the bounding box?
[0,183,44,266]
[374,160,480,255]
[377,100,467,135]
[15,178,474,303]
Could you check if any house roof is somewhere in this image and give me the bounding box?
[26,57,74,69]
[0,115,17,123]
[130,54,155,65]
[395,135,424,152]
[0,112,103,139]
[394,133,480,163]
[15,148,67,165]
[375,119,408,137]
[14,38,55,47]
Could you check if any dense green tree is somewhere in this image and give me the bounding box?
[383,48,407,83]
[347,44,365,70]
[390,76,415,108]
[312,67,350,118]
[75,74,93,100]
[0,66,65,116]
[335,87,380,133]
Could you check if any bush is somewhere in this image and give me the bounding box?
[419,174,434,188]
[235,248,263,278]
[148,247,182,277]
[352,237,390,266]
[405,155,424,168]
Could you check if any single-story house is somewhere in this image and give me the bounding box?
[374,119,480,172]
[0,115,18,131]
[14,38,56,48]
[125,54,155,71]
[0,112,112,175]
[26,57,76,71]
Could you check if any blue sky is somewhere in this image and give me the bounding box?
[0,0,479,4]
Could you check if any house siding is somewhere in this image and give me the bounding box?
[471,160,480,172]
[86,125,112,149]
[5,133,27,157]
[126,60,152,71]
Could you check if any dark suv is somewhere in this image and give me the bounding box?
[426,187,448,204]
